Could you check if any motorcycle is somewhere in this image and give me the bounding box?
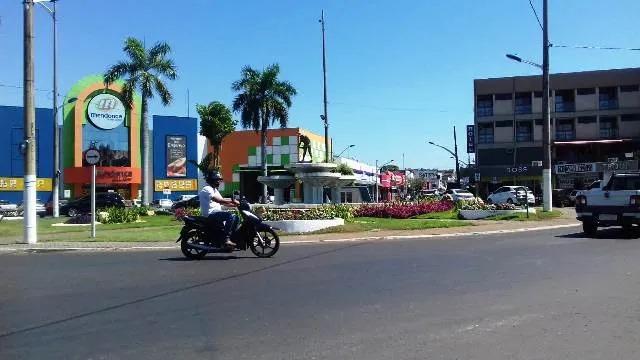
[176,200,280,260]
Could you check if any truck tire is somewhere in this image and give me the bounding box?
[582,221,598,237]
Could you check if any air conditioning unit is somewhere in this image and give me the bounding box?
[531,161,542,167]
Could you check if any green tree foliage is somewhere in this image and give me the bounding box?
[196,101,236,170]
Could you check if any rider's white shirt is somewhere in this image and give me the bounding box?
[199,186,222,215]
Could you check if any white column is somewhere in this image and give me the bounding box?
[273,188,285,205]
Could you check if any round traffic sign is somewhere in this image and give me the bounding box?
[85,149,101,165]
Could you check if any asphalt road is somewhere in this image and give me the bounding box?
[2,225,640,360]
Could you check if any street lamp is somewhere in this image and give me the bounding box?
[505,54,542,69]
[334,144,355,159]
[427,127,460,187]
[375,159,393,203]
[34,0,60,217]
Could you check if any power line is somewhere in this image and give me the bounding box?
[551,44,640,51]
[527,0,544,31]
[0,83,52,93]
[330,101,458,113]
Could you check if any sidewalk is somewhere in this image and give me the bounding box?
[0,209,579,251]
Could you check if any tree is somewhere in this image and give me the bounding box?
[196,101,236,171]
[104,37,177,205]
[380,164,399,173]
[231,64,297,203]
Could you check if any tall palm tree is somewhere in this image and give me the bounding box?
[196,101,237,170]
[104,37,177,205]
[232,64,297,203]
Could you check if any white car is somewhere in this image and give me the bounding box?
[444,189,474,201]
[154,198,174,210]
[0,200,19,217]
[487,186,535,205]
[17,200,47,218]
[175,195,197,202]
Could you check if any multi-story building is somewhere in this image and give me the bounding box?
[473,67,640,197]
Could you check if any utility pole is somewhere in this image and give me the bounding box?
[52,0,60,218]
[542,0,552,211]
[23,0,37,243]
[453,126,460,187]
[320,10,329,163]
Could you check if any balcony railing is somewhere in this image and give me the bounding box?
[599,99,618,110]
[600,128,619,139]
[555,102,575,112]
[555,130,576,141]
[515,104,532,114]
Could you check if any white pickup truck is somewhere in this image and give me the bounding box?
[575,172,640,235]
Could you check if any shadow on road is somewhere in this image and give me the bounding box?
[159,255,254,261]
[556,227,640,240]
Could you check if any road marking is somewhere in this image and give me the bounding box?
[0,223,580,252]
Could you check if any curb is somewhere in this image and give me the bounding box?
[0,223,581,252]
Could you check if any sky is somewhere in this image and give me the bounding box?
[1,0,639,170]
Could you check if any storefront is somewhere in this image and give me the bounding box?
[554,160,639,189]
[475,164,543,198]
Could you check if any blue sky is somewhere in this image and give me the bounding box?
[1,0,639,169]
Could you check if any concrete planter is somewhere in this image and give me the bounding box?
[459,208,537,220]
[264,218,345,233]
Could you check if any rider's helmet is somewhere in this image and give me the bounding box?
[204,171,223,185]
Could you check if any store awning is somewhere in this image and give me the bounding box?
[554,139,633,145]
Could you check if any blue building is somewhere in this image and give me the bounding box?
[152,115,199,201]
[0,106,54,203]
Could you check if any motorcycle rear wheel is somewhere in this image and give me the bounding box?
[250,228,280,258]
[181,231,208,260]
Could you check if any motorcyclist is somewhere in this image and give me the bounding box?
[199,171,239,247]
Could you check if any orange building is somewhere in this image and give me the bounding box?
[214,128,331,200]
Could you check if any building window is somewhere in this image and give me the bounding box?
[476,95,493,117]
[495,93,512,101]
[600,116,618,138]
[555,89,575,112]
[515,92,532,114]
[534,91,543,98]
[620,85,639,93]
[577,88,595,95]
[477,122,494,144]
[577,116,597,124]
[340,191,353,203]
[516,121,533,142]
[599,87,618,109]
[555,118,575,140]
[495,120,512,127]
[82,121,131,167]
[621,114,640,122]
[535,118,543,126]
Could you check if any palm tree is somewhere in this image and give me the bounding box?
[232,64,296,203]
[104,37,177,205]
[196,101,237,170]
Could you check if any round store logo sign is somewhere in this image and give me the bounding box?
[87,93,126,129]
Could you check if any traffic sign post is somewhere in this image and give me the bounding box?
[85,150,100,238]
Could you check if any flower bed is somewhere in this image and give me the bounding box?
[354,200,454,219]
[255,204,354,221]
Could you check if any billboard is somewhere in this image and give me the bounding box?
[166,135,187,177]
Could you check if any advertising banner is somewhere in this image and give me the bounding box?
[166,136,187,177]
[0,178,53,191]
[466,125,475,153]
[154,179,198,192]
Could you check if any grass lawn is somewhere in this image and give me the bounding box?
[0,215,183,243]
[311,216,469,234]
[484,209,563,221]
[414,210,459,220]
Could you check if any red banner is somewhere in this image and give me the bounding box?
[64,167,142,185]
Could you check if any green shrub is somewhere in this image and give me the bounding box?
[333,163,354,176]
[100,207,140,224]
[256,204,355,221]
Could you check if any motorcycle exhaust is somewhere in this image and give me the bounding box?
[188,243,220,252]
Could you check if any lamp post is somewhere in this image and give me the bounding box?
[334,144,355,160]
[428,128,460,187]
[23,0,37,243]
[375,159,393,203]
[319,10,330,163]
[35,0,60,217]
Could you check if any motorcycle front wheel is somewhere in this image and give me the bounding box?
[250,228,280,258]
[181,231,208,260]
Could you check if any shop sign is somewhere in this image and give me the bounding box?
[506,165,529,174]
[154,179,198,192]
[87,93,126,130]
[97,169,134,183]
[166,135,187,177]
[554,163,596,174]
[597,160,638,172]
[466,125,475,153]
[0,178,52,191]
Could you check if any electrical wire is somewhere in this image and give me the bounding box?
[527,0,544,31]
[551,44,640,51]
[0,83,52,93]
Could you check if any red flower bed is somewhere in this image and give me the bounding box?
[355,200,454,219]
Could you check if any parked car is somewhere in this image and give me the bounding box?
[45,199,69,215]
[0,200,19,217]
[171,196,200,211]
[175,194,197,202]
[444,189,474,201]
[568,190,579,204]
[552,189,573,207]
[153,198,174,210]
[576,172,640,235]
[421,189,441,198]
[60,193,126,217]
[487,186,535,205]
[17,199,46,218]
